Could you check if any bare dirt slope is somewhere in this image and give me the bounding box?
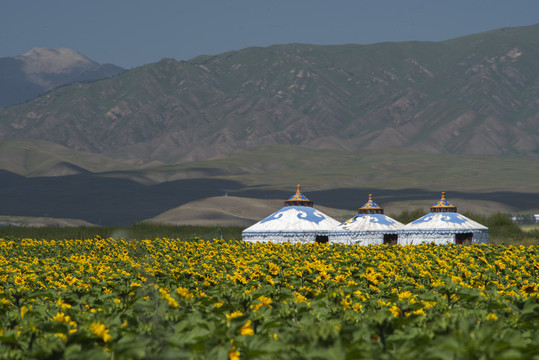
[147,196,353,227]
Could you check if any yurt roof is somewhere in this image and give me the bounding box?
[403,192,487,231]
[242,205,340,233]
[402,212,488,231]
[242,185,339,234]
[333,213,403,232]
[334,194,402,231]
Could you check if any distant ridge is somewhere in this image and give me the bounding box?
[0,48,125,108]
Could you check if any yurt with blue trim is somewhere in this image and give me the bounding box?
[330,194,403,245]
[242,185,340,243]
[399,192,489,245]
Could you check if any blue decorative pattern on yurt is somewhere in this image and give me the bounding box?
[259,211,286,223]
[411,213,468,225]
[343,214,395,226]
[260,206,326,224]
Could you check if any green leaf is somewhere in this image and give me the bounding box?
[38,321,69,334]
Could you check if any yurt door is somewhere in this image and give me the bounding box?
[315,235,329,243]
[455,233,473,245]
[383,234,398,244]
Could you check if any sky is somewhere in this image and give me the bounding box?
[1,0,538,69]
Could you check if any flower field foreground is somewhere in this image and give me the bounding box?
[1,238,539,359]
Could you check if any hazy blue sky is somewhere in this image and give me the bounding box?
[2,0,538,69]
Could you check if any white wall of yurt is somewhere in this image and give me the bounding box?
[398,228,489,245]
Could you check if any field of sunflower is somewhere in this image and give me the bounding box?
[1,237,538,359]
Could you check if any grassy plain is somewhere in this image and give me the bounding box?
[132,146,539,194]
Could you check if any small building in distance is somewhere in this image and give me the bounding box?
[329,194,403,245]
[399,192,489,245]
[241,185,340,243]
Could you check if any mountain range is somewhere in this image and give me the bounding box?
[1,25,538,164]
[0,24,538,226]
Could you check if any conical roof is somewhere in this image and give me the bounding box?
[403,192,487,231]
[243,206,340,233]
[242,185,339,241]
[403,212,488,231]
[334,213,403,231]
[335,194,402,231]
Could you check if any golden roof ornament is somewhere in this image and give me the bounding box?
[284,184,314,207]
[358,194,384,214]
[430,192,457,213]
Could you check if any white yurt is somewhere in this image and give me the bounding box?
[242,185,340,243]
[330,194,404,245]
[399,192,489,245]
